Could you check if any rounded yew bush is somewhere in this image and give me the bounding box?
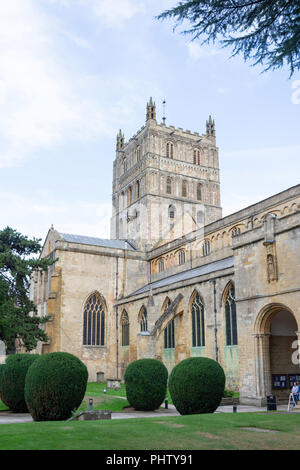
[124,359,168,411]
[0,354,40,412]
[168,357,225,415]
[24,352,88,421]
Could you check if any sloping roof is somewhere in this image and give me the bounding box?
[128,256,234,297]
[58,233,136,251]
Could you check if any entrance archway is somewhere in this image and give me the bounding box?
[254,304,299,399]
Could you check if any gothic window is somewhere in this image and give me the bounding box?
[197,183,202,201]
[164,320,175,349]
[127,186,132,205]
[83,292,105,346]
[168,204,176,219]
[231,227,241,237]
[158,258,164,272]
[120,192,124,209]
[191,293,205,347]
[202,239,210,256]
[140,306,148,332]
[182,180,187,197]
[166,176,172,194]
[178,250,185,265]
[166,142,174,159]
[136,180,140,199]
[225,284,237,345]
[121,310,130,346]
[194,149,201,165]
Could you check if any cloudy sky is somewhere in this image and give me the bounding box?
[0,0,299,242]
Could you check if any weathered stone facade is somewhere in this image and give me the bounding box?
[27,99,300,406]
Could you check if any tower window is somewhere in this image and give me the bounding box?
[231,227,241,237]
[193,149,201,165]
[166,176,172,195]
[168,204,175,219]
[197,184,202,201]
[166,142,174,159]
[136,180,140,199]
[182,180,187,197]
[127,186,132,205]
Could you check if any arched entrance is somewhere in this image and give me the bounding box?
[254,304,299,400]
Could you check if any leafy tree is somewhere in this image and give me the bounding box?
[0,227,55,354]
[157,0,300,76]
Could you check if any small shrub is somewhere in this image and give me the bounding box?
[0,364,9,408]
[24,352,88,421]
[223,388,235,398]
[0,354,40,412]
[168,357,225,415]
[124,359,168,411]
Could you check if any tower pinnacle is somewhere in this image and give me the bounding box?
[206,115,216,138]
[116,129,125,150]
[146,97,156,122]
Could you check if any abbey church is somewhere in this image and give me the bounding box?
[31,98,300,406]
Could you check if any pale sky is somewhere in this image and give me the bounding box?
[0,0,299,242]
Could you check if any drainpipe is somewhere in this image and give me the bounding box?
[210,278,219,362]
[115,256,119,380]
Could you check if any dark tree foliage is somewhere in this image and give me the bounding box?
[168,357,225,414]
[0,227,56,354]
[24,352,88,421]
[157,0,300,76]
[124,359,168,411]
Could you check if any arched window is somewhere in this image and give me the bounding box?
[166,176,172,194]
[202,239,210,256]
[191,293,205,347]
[164,320,175,349]
[197,210,204,225]
[231,227,241,237]
[197,183,202,201]
[121,310,130,346]
[158,258,164,272]
[83,292,105,346]
[166,142,174,159]
[194,149,201,165]
[225,284,237,345]
[140,306,148,332]
[136,180,140,199]
[182,180,187,197]
[127,186,132,205]
[178,250,185,265]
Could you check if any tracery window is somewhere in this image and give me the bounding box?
[178,250,185,265]
[164,320,175,349]
[158,258,164,272]
[182,180,187,197]
[191,293,205,347]
[202,239,210,256]
[231,227,241,237]
[83,293,105,346]
[121,310,130,346]
[225,285,238,345]
[140,306,148,332]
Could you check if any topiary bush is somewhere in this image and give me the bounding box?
[168,357,225,415]
[24,352,88,421]
[0,354,40,412]
[124,359,168,411]
[0,363,9,408]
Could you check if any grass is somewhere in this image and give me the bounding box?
[1,411,300,450]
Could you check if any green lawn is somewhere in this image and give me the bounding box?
[1,412,300,450]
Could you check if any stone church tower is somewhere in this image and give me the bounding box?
[110,98,222,250]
